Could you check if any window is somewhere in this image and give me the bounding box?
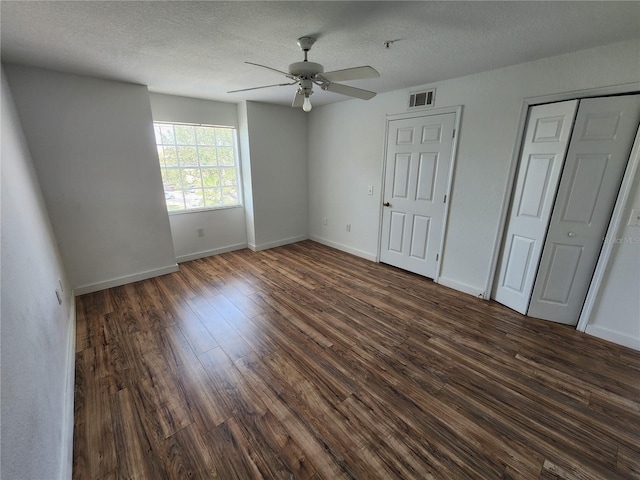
[153,122,241,212]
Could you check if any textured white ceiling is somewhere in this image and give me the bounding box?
[2,1,639,107]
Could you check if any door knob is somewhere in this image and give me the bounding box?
[383,202,391,207]
[568,231,576,237]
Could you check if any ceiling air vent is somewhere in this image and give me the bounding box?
[408,89,435,110]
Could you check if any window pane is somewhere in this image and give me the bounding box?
[166,190,186,211]
[162,168,182,189]
[196,126,216,146]
[217,147,235,166]
[222,187,238,205]
[216,128,233,146]
[175,124,196,145]
[181,168,202,189]
[160,125,175,144]
[163,146,178,167]
[154,125,162,144]
[185,189,205,208]
[177,146,198,167]
[220,167,237,186]
[201,168,220,187]
[199,147,217,166]
[157,146,165,166]
[204,188,222,207]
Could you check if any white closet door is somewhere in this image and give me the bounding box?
[528,95,640,325]
[494,100,578,313]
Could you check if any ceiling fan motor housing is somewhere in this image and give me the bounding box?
[289,61,324,78]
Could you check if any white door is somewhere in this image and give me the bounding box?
[380,113,455,278]
[494,100,578,313]
[528,95,640,325]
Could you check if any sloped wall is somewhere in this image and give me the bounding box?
[1,68,75,479]
[5,65,178,294]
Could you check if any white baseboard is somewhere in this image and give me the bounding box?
[61,293,76,479]
[74,264,180,295]
[309,235,377,262]
[436,276,485,299]
[585,325,640,351]
[249,234,309,252]
[175,243,247,263]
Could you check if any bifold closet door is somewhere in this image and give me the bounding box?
[494,100,578,314]
[528,95,640,325]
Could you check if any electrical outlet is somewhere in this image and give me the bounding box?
[367,185,374,196]
[346,223,351,232]
[197,227,204,237]
[323,217,328,226]
[629,208,640,227]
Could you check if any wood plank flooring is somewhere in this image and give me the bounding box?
[73,240,640,479]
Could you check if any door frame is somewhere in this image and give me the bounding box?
[487,82,640,325]
[377,105,462,283]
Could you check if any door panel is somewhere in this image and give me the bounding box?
[409,215,430,259]
[417,153,438,200]
[388,212,405,252]
[421,124,442,143]
[560,154,609,223]
[528,95,640,324]
[517,155,554,217]
[393,154,411,197]
[494,100,578,313]
[537,244,583,304]
[502,236,535,292]
[380,113,455,278]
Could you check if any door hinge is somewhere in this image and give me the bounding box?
[452,129,456,139]
[436,253,439,261]
[443,194,447,203]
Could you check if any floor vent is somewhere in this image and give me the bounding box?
[409,89,435,109]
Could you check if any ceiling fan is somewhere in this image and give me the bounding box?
[228,36,380,112]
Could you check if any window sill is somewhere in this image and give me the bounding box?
[167,204,243,216]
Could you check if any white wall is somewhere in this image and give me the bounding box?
[1,68,75,479]
[309,39,640,291]
[587,164,640,350]
[309,39,640,347]
[308,97,394,261]
[240,101,308,250]
[164,207,247,262]
[5,66,178,294]
[149,92,238,127]
[149,93,247,262]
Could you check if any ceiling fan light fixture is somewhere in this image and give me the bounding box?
[302,95,312,112]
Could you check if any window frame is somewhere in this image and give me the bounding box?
[153,121,242,214]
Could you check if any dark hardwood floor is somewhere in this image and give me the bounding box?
[73,240,640,479]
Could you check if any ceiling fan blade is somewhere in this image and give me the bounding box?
[324,82,377,100]
[321,66,380,82]
[292,90,304,108]
[245,61,292,78]
[227,81,296,94]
